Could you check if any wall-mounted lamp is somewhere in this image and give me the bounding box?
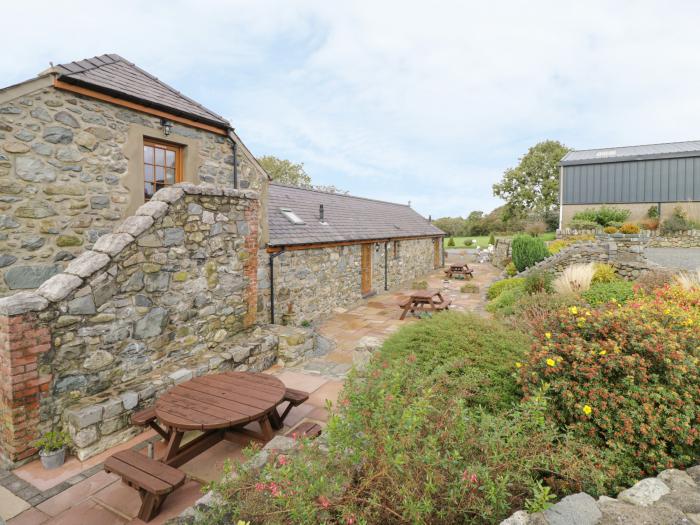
[161,118,173,136]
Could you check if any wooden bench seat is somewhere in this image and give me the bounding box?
[131,406,170,441]
[434,299,452,310]
[270,388,310,430]
[104,450,185,522]
[286,421,322,439]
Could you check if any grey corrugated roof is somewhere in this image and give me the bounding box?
[561,140,700,166]
[55,54,229,128]
[268,184,444,246]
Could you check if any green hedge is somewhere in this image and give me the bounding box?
[511,235,549,272]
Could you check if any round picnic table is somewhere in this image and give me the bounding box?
[154,371,286,466]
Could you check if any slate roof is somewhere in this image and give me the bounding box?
[54,54,229,128]
[268,184,444,247]
[560,140,700,166]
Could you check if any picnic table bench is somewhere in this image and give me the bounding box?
[399,289,451,320]
[444,262,473,279]
[107,371,314,521]
[104,450,185,522]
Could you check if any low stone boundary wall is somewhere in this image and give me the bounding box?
[558,228,700,248]
[492,239,512,268]
[501,465,700,524]
[519,234,659,279]
[0,183,272,465]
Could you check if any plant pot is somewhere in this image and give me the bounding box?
[39,447,66,470]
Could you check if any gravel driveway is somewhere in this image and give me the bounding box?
[645,247,700,271]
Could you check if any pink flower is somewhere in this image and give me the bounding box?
[318,495,331,508]
[346,515,356,524]
[255,482,265,492]
[277,454,288,466]
[268,482,281,497]
[461,470,478,484]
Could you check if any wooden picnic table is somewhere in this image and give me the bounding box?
[154,371,286,467]
[399,289,451,320]
[444,262,474,279]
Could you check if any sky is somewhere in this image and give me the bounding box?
[4,1,700,218]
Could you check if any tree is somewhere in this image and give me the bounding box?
[492,140,571,221]
[258,155,312,187]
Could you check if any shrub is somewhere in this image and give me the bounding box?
[553,263,595,295]
[661,206,700,233]
[603,226,617,234]
[505,261,518,276]
[486,286,524,315]
[572,206,630,227]
[508,292,576,330]
[592,263,617,284]
[618,223,640,234]
[519,286,700,483]
[201,313,612,524]
[447,237,455,247]
[647,205,659,219]
[487,277,525,300]
[461,283,479,293]
[464,238,473,247]
[581,280,635,306]
[674,268,700,291]
[568,219,599,230]
[524,270,553,295]
[511,235,550,272]
[634,269,676,294]
[548,235,595,255]
[525,221,547,236]
[488,232,496,246]
[640,218,659,231]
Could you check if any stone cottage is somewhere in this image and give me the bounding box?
[0,54,443,465]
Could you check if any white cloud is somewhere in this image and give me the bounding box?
[4,1,700,217]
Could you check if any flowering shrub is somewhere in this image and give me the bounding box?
[519,286,700,484]
[581,281,635,306]
[619,223,640,234]
[200,314,610,524]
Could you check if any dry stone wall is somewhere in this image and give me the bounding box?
[0,184,283,464]
[558,228,700,248]
[0,86,265,296]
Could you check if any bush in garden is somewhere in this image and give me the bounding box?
[486,286,525,315]
[524,270,554,295]
[592,263,617,284]
[647,205,659,219]
[568,219,599,230]
[674,268,700,291]
[634,269,676,294]
[581,280,635,306]
[525,221,547,236]
[572,206,630,227]
[489,232,496,245]
[448,237,455,247]
[548,235,595,255]
[518,286,700,484]
[661,206,700,233]
[487,277,525,300]
[640,218,659,231]
[511,235,549,272]
[464,238,473,247]
[553,263,595,295]
[603,226,617,234]
[505,261,518,276]
[507,292,576,331]
[201,313,611,524]
[619,223,640,234]
[460,283,479,293]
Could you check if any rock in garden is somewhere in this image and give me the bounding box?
[618,477,670,506]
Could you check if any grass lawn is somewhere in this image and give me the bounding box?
[444,232,555,249]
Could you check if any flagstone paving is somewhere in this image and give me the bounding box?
[1,260,500,524]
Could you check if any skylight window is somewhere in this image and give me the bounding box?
[280,208,305,225]
[595,150,617,158]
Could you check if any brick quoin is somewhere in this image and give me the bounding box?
[0,312,52,465]
[243,199,260,328]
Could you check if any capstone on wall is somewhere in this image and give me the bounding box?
[259,238,437,325]
[0,86,266,296]
[0,184,267,464]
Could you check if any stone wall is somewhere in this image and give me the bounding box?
[558,228,700,248]
[519,234,658,279]
[492,239,512,268]
[0,184,266,465]
[258,238,437,325]
[0,86,266,296]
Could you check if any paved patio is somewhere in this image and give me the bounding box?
[0,259,499,524]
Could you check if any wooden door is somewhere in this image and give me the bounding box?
[434,238,441,268]
[361,244,372,296]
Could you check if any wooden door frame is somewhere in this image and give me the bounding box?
[361,244,374,297]
[433,238,441,268]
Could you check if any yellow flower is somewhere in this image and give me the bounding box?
[569,306,578,315]
[546,358,556,367]
[599,350,607,356]
[545,332,552,339]
[515,362,522,368]
[663,308,671,315]
[582,404,592,415]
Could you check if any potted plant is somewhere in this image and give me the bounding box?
[34,430,70,470]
